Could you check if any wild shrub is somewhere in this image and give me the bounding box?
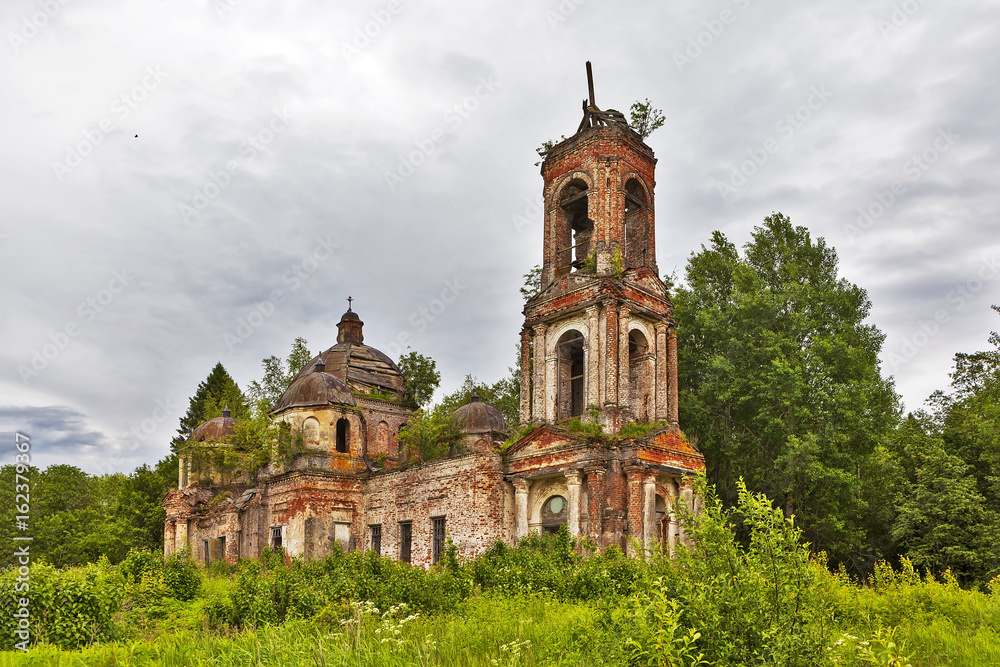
[618,478,831,666]
[220,545,471,629]
[162,549,201,601]
[0,559,125,650]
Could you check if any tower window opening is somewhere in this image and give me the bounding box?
[628,330,653,422]
[556,181,592,274]
[557,330,586,420]
[624,178,651,269]
[336,418,349,453]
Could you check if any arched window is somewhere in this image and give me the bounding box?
[375,421,389,454]
[555,179,592,275]
[397,423,408,454]
[629,329,653,422]
[302,417,320,445]
[556,330,585,420]
[336,418,349,454]
[624,178,652,269]
[655,494,668,547]
[541,495,568,534]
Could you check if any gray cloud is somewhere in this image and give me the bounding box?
[2,0,998,473]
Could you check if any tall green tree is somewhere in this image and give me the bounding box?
[171,362,249,452]
[247,337,312,414]
[885,413,995,584]
[939,305,1000,507]
[438,372,518,432]
[673,213,899,564]
[397,350,441,408]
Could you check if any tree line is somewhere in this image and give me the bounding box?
[5,212,998,588]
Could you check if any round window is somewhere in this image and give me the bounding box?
[541,495,568,532]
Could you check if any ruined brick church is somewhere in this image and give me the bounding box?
[163,70,705,567]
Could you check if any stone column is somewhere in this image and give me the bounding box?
[586,306,600,414]
[164,520,175,557]
[565,470,582,537]
[624,464,644,557]
[643,472,658,548]
[514,478,531,542]
[663,480,678,557]
[668,327,679,424]
[618,306,632,417]
[532,324,547,423]
[604,300,618,408]
[679,479,694,547]
[585,466,605,547]
[655,322,668,421]
[545,345,558,423]
[175,518,189,554]
[520,328,532,425]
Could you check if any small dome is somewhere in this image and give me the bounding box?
[191,414,239,442]
[453,390,506,433]
[272,367,357,412]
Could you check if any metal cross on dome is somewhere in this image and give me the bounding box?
[347,296,353,311]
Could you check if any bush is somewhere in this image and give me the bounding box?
[163,549,201,601]
[0,559,126,650]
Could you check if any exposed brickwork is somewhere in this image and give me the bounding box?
[165,99,705,567]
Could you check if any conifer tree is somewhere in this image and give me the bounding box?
[170,362,249,452]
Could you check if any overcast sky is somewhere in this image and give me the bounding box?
[1,0,998,475]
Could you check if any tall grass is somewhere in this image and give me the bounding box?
[4,480,1000,665]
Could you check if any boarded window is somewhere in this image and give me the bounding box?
[370,524,382,555]
[334,522,351,551]
[336,418,349,453]
[302,417,320,445]
[432,517,446,565]
[210,536,226,564]
[376,421,389,453]
[399,521,412,564]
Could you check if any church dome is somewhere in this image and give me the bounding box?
[273,362,357,412]
[453,390,506,433]
[287,307,409,403]
[191,406,238,442]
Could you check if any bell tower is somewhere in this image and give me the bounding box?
[519,63,678,435]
